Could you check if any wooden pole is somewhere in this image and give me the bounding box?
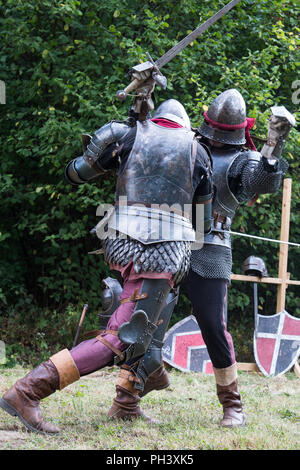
[231,273,300,286]
[276,178,292,313]
[294,361,300,378]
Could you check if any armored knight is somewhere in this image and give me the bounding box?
[0,99,212,432]
[183,89,294,427]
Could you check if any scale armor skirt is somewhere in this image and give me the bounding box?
[103,237,191,285]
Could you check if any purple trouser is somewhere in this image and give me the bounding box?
[70,277,143,376]
[70,260,174,377]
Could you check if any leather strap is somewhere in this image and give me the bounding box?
[120,289,148,304]
[119,367,142,384]
[212,211,231,240]
[96,336,124,361]
[84,329,104,338]
[213,211,227,224]
[117,366,142,393]
[84,328,118,339]
[248,194,259,207]
[105,329,119,336]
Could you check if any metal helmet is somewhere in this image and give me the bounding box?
[242,256,268,278]
[198,89,247,145]
[153,99,191,129]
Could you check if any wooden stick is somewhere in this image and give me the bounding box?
[294,361,300,378]
[231,274,282,284]
[72,304,88,348]
[276,179,292,313]
[230,273,300,285]
[237,362,260,373]
[287,279,300,286]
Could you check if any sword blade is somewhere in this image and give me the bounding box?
[156,0,242,69]
[212,228,300,248]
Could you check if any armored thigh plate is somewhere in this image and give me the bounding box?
[118,310,158,360]
[134,290,179,390]
[115,278,171,366]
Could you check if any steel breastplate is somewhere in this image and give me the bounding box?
[115,121,195,214]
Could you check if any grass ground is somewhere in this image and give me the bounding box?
[0,365,299,451]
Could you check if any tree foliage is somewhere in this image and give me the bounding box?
[0,0,299,365]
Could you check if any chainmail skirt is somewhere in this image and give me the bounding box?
[190,244,232,281]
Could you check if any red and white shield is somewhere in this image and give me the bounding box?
[254,309,300,376]
[162,315,213,374]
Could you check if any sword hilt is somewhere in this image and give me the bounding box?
[116,78,143,101]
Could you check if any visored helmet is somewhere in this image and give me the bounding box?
[153,99,191,129]
[242,256,268,278]
[198,89,247,145]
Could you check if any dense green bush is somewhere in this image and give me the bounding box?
[0,0,299,366]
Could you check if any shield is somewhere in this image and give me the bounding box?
[162,315,213,374]
[253,309,300,376]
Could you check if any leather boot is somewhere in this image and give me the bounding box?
[107,385,148,420]
[107,367,158,423]
[139,365,170,398]
[0,349,80,434]
[216,380,246,427]
[214,362,246,428]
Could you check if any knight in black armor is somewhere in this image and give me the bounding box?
[183,89,294,427]
[0,99,212,432]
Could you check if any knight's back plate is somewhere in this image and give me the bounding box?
[115,121,195,211]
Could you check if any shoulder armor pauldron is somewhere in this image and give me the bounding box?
[110,121,132,141]
[84,121,131,166]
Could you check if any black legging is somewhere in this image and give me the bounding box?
[185,270,236,369]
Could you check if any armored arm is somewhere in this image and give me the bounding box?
[240,150,289,197]
[261,106,295,161]
[65,121,131,185]
[229,106,294,199]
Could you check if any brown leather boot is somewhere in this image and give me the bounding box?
[107,367,158,423]
[216,380,246,427]
[0,349,80,434]
[139,365,170,398]
[107,385,148,420]
[214,363,246,428]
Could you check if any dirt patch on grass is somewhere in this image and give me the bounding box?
[0,429,27,445]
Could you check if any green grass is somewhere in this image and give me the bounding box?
[0,366,299,450]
